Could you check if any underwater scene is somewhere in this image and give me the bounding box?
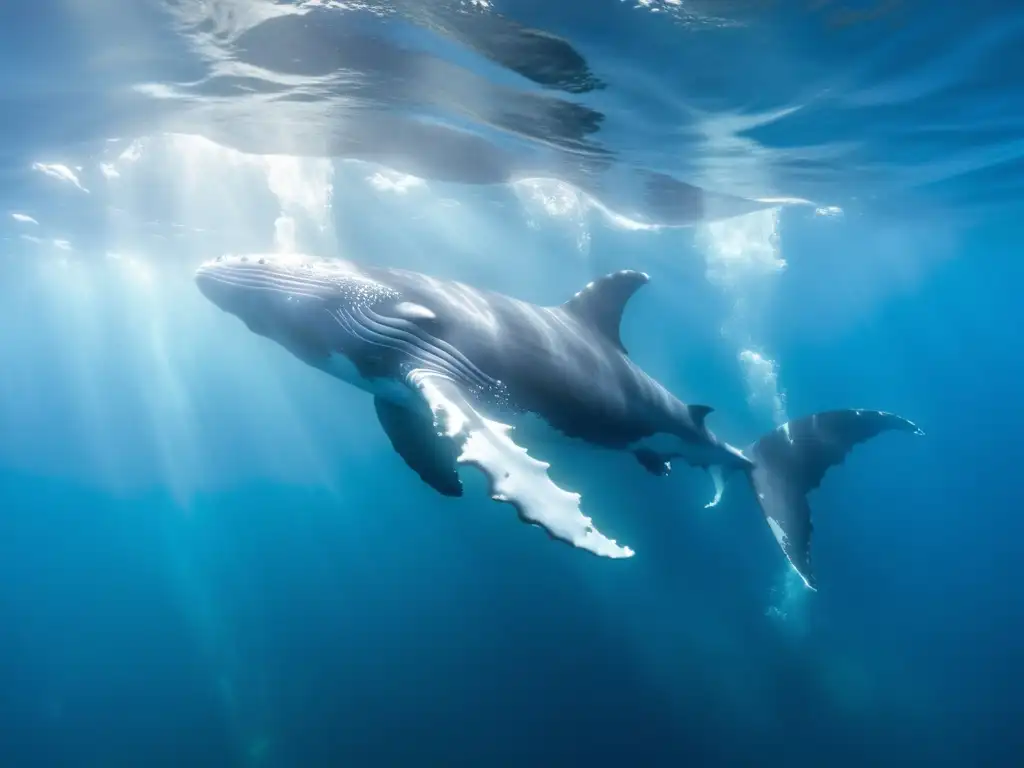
[1,1,1022,765]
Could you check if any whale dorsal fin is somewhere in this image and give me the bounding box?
[561,270,650,354]
[689,404,714,430]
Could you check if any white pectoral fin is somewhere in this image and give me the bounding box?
[409,370,634,559]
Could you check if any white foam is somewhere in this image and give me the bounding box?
[32,162,88,193]
[704,465,725,509]
[765,567,812,633]
[274,216,297,252]
[367,170,427,195]
[738,348,788,427]
[101,133,335,255]
[697,208,790,426]
[512,176,661,234]
[260,151,334,230]
[697,208,786,288]
[165,0,308,64]
[627,0,741,27]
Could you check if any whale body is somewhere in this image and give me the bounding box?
[195,253,923,588]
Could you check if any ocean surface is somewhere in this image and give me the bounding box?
[1,1,1022,765]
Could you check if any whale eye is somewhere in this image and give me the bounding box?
[258,258,266,265]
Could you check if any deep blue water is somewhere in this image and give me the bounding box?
[1,1,1023,766]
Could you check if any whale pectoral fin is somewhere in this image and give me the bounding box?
[408,370,634,559]
[633,448,672,477]
[374,397,463,497]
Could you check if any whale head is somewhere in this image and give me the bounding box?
[194,252,398,367]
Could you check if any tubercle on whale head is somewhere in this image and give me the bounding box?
[195,252,330,288]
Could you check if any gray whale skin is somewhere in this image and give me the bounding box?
[196,253,924,590]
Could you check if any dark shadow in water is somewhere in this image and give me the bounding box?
[404,2,607,93]
[222,9,604,154]
[0,2,774,229]
[177,102,768,226]
[163,7,771,227]
[641,172,771,225]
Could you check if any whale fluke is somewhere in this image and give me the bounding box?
[745,409,924,590]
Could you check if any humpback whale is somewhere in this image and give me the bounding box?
[195,254,922,589]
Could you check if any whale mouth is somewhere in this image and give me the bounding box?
[194,253,497,390]
[194,260,225,303]
[194,261,231,309]
[194,259,250,311]
[194,254,330,313]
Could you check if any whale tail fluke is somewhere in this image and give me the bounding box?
[744,409,924,590]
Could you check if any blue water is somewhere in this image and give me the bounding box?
[2,1,1022,765]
